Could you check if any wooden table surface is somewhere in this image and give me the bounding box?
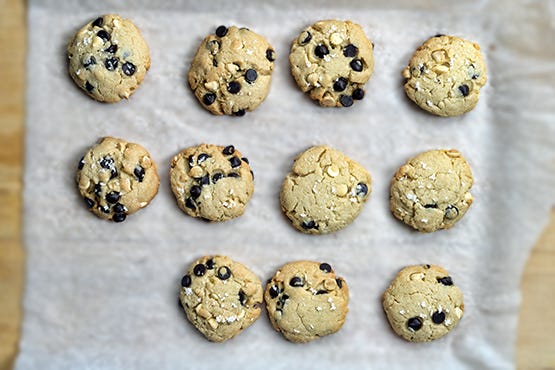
[1,1,554,369]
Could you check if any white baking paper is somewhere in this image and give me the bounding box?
[19,0,555,369]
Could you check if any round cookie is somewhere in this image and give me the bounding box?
[280,145,372,234]
[76,137,159,222]
[390,149,473,233]
[170,144,254,222]
[289,20,374,107]
[188,25,276,116]
[264,261,349,343]
[382,264,464,342]
[67,14,150,103]
[179,255,263,342]
[402,34,487,116]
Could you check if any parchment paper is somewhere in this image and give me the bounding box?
[19,0,555,369]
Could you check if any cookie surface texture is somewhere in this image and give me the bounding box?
[390,149,473,232]
[188,25,276,116]
[289,20,374,107]
[264,261,349,343]
[67,14,150,102]
[179,255,263,342]
[402,35,487,116]
[382,264,464,342]
[76,137,159,222]
[280,145,372,234]
[170,144,254,222]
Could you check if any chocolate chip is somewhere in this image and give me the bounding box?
[420,65,426,74]
[205,259,215,269]
[94,184,102,197]
[134,166,145,182]
[215,25,228,37]
[437,276,453,286]
[193,264,206,277]
[106,191,120,204]
[212,59,218,67]
[300,31,312,44]
[340,95,354,107]
[99,205,110,214]
[333,77,348,92]
[445,205,459,220]
[197,153,210,164]
[181,274,192,287]
[185,198,196,210]
[250,170,254,179]
[104,57,118,71]
[92,17,103,28]
[356,183,368,196]
[424,204,438,209]
[407,317,423,331]
[281,294,289,302]
[343,44,358,57]
[316,290,328,295]
[113,203,127,214]
[199,175,210,186]
[85,81,94,92]
[239,158,248,165]
[233,109,246,117]
[319,263,332,273]
[203,93,216,105]
[122,62,136,76]
[227,81,241,94]
[223,145,235,155]
[266,49,276,62]
[245,69,258,83]
[84,197,95,208]
[350,59,363,72]
[459,84,470,97]
[83,56,96,68]
[301,220,316,229]
[314,44,329,58]
[238,289,247,305]
[434,34,445,37]
[336,278,343,288]
[188,155,195,167]
[432,311,446,324]
[78,156,85,170]
[217,266,231,280]
[96,30,110,42]
[189,185,202,199]
[289,277,304,287]
[112,212,126,222]
[229,156,241,168]
[352,88,365,100]
[269,285,279,298]
[212,173,224,183]
[99,156,114,169]
[110,169,118,179]
[105,44,118,53]
[227,173,240,178]
[424,264,431,269]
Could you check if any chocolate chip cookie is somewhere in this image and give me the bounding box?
[179,255,263,342]
[382,264,464,342]
[390,149,474,232]
[289,20,374,107]
[76,137,159,222]
[67,14,150,103]
[264,261,349,343]
[169,144,254,222]
[188,25,276,116]
[280,145,372,234]
[402,34,487,116]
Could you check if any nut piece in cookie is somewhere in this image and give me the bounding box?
[382,264,464,342]
[169,144,254,222]
[76,137,159,222]
[280,145,372,234]
[67,14,151,103]
[402,34,487,116]
[188,25,276,116]
[179,255,263,342]
[264,261,349,343]
[289,20,374,107]
[390,149,474,232]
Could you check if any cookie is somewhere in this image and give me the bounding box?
[289,20,374,107]
[76,137,159,222]
[264,261,349,343]
[390,149,473,232]
[402,34,487,116]
[382,264,464,342]
[188,25,276,116]
[67,14,150,103]
[179,255,263,342]
[170,144,254,222]
[280,145,372,234]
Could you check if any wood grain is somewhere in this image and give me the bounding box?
[0,1,553,369]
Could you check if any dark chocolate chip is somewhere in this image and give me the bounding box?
[112,213,126,222]
[319,263,332,273]
[336,278,343,288]
[199,175,210,186]
[188,155,195,167]
[197,153,210,164]
[104,57,118,71]
[227,81,241,94]
[301,31,312,45]
[92,17,103,28]
[281,294,289,301]
[134,165,145,182]
[314,44,329,58]
[316,290,328,295]
[97,30,110,42]
[352,88,365,100]
[215,25,228,37]
[238,289,247,305]
[407,317,423,331]
[99,156,114,169]
[250,170,254,179]
[229,156,241,168]
[343,44,358,58]
[266,49,276,62]
[84,197,95,208]
[185,198,196,210]
[223,145,235,155]
[437,276,454,286]
[445,205,459,220]
[106,191,120,204]
[340,95,354,107]
[434,34,445,37]
[301,220,316,229]
[203,93,216,106]
[269,285,279,298]
[217,266,231,280]
[78,156,85,170]
[212,173,224,183]
[193,264,206,277]
[99,205,110,214]
[350,59,363,72]
[113,203,127,214]
[420,65,426,73]
[94,183,102,197]
[245,69,258,83]
[110,169,118,179]
[181,274,191,287]
[105,44,118,53]
[432,311,446,324]
[122,62,136,76]
[424,204,438,209]
[83,56,96,68]
[333,77,348,92]
[356,183,368,196]
[289,277,304,287]
[227,172,241,178]
[233,109,246,117]
[459,84,470,97]
[190,185,202,199]
[85,81,94,92]
[241,157,249,164]
[424,264,431,269]
[205,259,215,269]
[212,59,218,67]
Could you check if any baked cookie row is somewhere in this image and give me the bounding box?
[67,15,487,116]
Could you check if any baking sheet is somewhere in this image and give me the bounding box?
[19,0,555,369]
